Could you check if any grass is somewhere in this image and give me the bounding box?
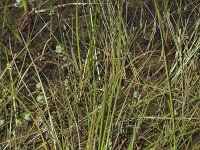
[0,0,200,149]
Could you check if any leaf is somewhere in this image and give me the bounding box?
[133,91,141,100]
[0,118,5,126]
[36,83,42,90]
[14,0,23,7]
[16,0,22,3]
[36,94,45,103]
[64,78,69,86]
[22,112,32,121]
[133,91,139,99]
[16,119,22,126]
[55,45,63,54]
[0,99,4,104]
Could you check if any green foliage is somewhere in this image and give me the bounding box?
[0,0,199,149]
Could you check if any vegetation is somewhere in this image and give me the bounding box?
[0,0,199,149]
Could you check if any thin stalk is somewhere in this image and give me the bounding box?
[161,33,177,149]
[22,0,31,33]
[75,0,82,71]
